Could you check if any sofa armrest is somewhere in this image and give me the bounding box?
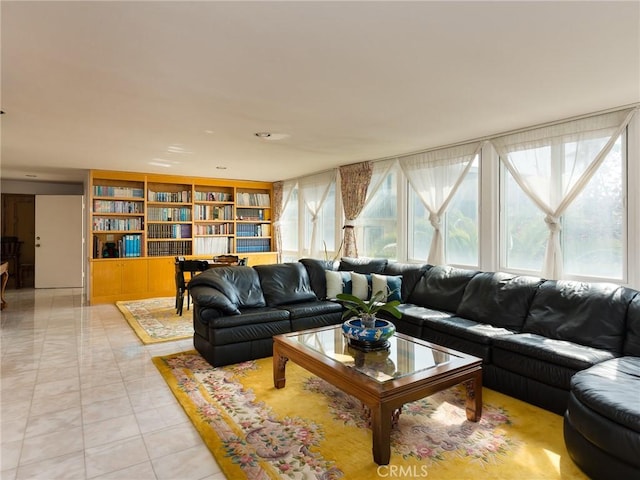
[190,285,240,316]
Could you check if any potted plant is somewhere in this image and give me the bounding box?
[336,289,401,328]
[337,289,401,350]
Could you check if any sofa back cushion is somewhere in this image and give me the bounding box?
[299,258,336,300]
[623,291,640,356]
[407,265,479,312]
[255,263,318,306]
[456,272,543,331]
[338,256,388,274]
[188,266,266,311]
[523,280,633,353]
[382,262,430,302]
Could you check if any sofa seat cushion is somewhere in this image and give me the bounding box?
[492,333,616,390]
[277,300,343,320]
[209,309,291,346]
[421,315,516,345]
[493,333,617,370]
[211,308,290,329]
[571,357,640,433]
[396,303,455,329]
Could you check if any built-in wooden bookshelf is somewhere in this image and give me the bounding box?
[88,170,277,304]
[91,172,145,260]
[193,185,235,255]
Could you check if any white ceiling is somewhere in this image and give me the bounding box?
[2,1,639,184]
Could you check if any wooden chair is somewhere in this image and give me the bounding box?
[1,236,22,288]
[1,262,8,309]
[175,258,209,316]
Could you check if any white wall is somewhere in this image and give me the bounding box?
[1,180,84,195]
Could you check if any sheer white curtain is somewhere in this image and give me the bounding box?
[299,170,336,258]
[361,159,397,209]
[274,180,297,262]
[399,143,482,265]
[492,108,636,279]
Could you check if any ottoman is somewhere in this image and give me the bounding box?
[563,357,640,479]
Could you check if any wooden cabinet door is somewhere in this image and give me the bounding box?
[121,259,148,295]
[147,257,175,297]
[91,261,123,298]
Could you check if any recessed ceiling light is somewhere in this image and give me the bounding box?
[149,160,172,168]
[255,132,290,141]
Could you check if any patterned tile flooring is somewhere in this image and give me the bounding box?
[1,288,224,480]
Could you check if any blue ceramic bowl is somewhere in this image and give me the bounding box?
[341,318,396,345]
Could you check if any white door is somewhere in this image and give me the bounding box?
[35,195,84,288]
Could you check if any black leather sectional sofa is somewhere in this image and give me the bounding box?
[189,257,640,479]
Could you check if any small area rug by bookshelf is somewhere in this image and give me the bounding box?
[153,351,587,480]
[116,297,192,344]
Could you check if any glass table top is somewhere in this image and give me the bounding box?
[283,326,452,382]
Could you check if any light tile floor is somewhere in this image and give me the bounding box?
[1,287,225,480]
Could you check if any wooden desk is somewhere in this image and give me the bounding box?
[206,261,237,268]
[1,261,9,310]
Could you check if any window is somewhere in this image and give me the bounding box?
[356,166,398,259]
[303,181,337,256]
[563,136,625,279]
[500,128,626,280]
[408,157,479,265]
[280,185,299,261]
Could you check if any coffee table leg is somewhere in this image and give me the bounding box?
[464,371,482,422]
[273,345,288,389]
[370,403,392,465]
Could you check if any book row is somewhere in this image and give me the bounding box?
[235,208,265,220]
[93,186,145,198]
[194,223,233,235]
[147,224,192,239]
[147,207,192,222]
[147,190,192,203]
[93,199,144,214]
[236,192,270,207]
[194,204,234,221]
[92,234,142,258]
[93,217,143,231]
[236,223,271,237]
[194,237,231,255]
[147,240,192,257]
[236,238,271,253]
[194,191,233,202]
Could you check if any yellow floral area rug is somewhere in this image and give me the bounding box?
[153,351,587,480]
[116,297,193,344]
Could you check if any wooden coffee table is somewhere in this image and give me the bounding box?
[273,325,482,465]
